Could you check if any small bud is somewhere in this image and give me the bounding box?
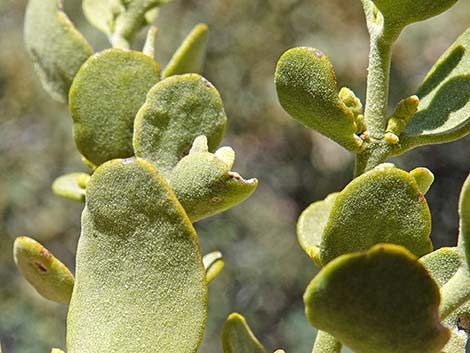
[385,132,399,145]
[410,167,434,195]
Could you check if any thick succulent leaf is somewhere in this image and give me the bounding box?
[275,47,362,152]
[312,331,342,353]
[304,244,450,353]
[52,173,89,202]
[459,174,470,268]
[297,193,339,267]
[222,313,266,353]
[70,49,161,166]
[163,24,209,78]
[319,163,433,265]
[133,74,227,176]
[203,251,225,284]
[169,136,257,222]
[83,0,170,48]
[24,0,93,102]
[369,0,458,39]
[13,236,74,304]
[67,158,207,353]
[396,28,470,154]
[421,247,470,352]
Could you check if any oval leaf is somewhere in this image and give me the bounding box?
[370,0,458,39]
[297,193,338,267]
[70,49,161,166]
[24,0,93,102]
[163,24,209,78]
[133,74,227,176]
[304,244,450,353]
[14,236,74,304]
[169,136,257,222]
[319,163,433,264]
[396,28,470,154]
[275,47,362,152]
[52,173,89,202]
[67,158,207,353]
[222,313,266,353]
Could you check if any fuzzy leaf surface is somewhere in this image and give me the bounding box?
[275,47,361,152]
[67,158,207,353]
[222,313,266,353]
[304,244,450,353]
[163,24,209,78]
[133,74,227,176]
[396,28,470,154]
[421,247,470,352]
[14,236,74,304]
[24,0,93,102]
[169,137,257,222]
[70,49,161,166]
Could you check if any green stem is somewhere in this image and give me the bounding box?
[312,331,342,353]
[439,267,470,320]
[354,141,393,177]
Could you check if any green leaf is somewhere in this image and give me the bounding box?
[458,174,470,268]
[52,173,90,202]
[312,331,342,353]
[395,28,470,154]
[169,136,257,222]
[203,251,225,284]
[70,49,161,166]
[222,313,266,353]
[51,349,65,353]
[163,24,209,78]
[13,236,74,304]
[133,74,227,176]
[275,47,363,152]
[142,26,158,58]
[299,164,433,266]
[24,0,93,102]
[67,158,207,353]
[83,0,170,48]
[368,0,458,40]
[297,193,338,266]
[421,247,470,352]
[304,244,450,353]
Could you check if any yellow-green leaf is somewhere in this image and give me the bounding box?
[51,349,64,353]
[368,0,458,40]
[312,331,342,353]
[275,47,362,152]
[52,173,90,202]
[67,158,207,353]
[133,74,227,176]
[459,174,470,268]
[421,247,470,352]
[14,236,74,304]
[297,193,338,266]
[24,0,93,102]
[395,28,470,154]
[70,49,161,166]
[203,251,225,284]
[163,24,209,78]
[304,244,450,353]
[222,313,266,353]
[83,0,170,48]
[169,136,257,222]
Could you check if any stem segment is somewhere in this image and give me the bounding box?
[439,267,470,321]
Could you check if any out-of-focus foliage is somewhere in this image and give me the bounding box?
[0,1,468,353]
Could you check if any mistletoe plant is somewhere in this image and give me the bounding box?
[12,0,259,352]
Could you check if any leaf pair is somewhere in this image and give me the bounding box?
[298,163,433,266]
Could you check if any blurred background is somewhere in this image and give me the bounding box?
[0,0,469,352]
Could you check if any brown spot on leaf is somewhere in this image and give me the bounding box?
[33,261,48,273]
[417,193,425,202]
